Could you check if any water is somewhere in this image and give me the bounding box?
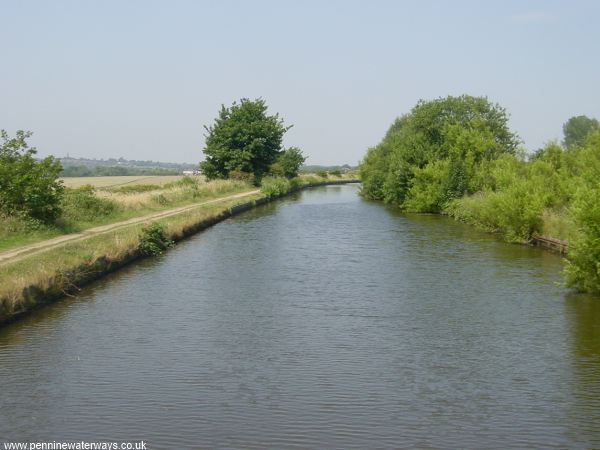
[1,184,599,448]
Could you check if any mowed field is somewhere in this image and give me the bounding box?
[61,175,190,189]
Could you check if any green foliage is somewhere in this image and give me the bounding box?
[359,96,519,210]
[260,177,293,196]
[270,147,306,179]
[329,170,342,177]
[200,98,293,181]
[563,131,600,293]
[403,159,449,213]
[0,130,64,223]
[447,153,566,242]
[60,186,119,222]
[138,223,174,256]
[563,115,600,149]
[316,170,328,178]
[565,184,600,293]
[447,189,545,243]
[361,99,600,293]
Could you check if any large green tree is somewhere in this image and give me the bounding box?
[563,115,600,149]
[200,98,291,180]
[0,130,64,222]
[360,95,520,211]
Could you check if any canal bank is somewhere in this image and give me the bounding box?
[0,179,359,326]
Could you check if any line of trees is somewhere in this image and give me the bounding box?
[359,95,600,293]
[61,165,181,177]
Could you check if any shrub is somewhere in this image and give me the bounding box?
[403,159,448,212]
[260,177,292,196]
[0,130,64,223]
[138,223,174,256]
[316,170,328,178]
[61,186,119,222]
[270,147,306,179]
[565,186,600,293]
[447,187,544,242]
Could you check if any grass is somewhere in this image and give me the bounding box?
[60,175,188,188]
[540,208,576,242]
[0,178,252,252]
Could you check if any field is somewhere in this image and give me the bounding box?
[61,175,189,188]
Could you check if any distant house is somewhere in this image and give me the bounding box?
[182,170,201,176]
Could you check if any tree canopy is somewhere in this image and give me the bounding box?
[563,115,600,149]
[200,98,293,181]
[269,147,307,179]
[359,95,520,212]
[0,130,64,222]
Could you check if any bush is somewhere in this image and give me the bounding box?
[138,223,174,256]
[61,186,119,222]
[564,133,600,293]
[316,170,328,178]
[260,177,292,196]
[0,130,64,222]
[447,188,544,242]
[270,147,306,179]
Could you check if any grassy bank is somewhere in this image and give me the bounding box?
[0,176,359,325]
[0,177,251,251]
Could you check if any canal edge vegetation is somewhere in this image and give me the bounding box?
[0,178,359,326]
[0,98,307,254]
[0,97,358,325]
[359,95,600,294]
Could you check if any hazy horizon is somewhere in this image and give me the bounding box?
[2,0,599,165]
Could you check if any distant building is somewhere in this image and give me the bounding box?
[182,170,201,176]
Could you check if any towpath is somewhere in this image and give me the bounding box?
[0,189,260,265]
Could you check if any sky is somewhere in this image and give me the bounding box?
[1,0,599,165]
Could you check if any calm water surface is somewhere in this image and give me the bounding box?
[1,185,600,448]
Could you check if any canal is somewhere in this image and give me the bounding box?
[1,184,599,448]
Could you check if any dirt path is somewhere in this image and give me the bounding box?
[0,189,260,265]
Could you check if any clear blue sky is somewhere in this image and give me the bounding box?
[2,0,599,165]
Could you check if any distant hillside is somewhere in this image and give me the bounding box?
[300,164,356,173]
[59,156,198,177]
